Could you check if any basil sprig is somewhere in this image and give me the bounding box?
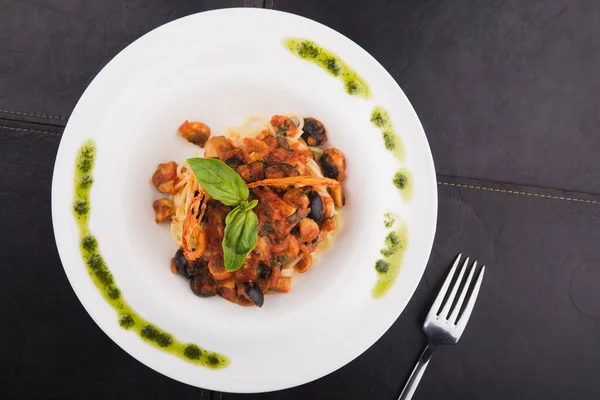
[187,158,258,272]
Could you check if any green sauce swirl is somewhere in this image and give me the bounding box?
[283,38,371,98]
[73,140,229,369]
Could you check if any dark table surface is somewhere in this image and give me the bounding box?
[2,0,600,399]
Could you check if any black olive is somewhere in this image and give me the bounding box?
[186,259,205,276]
[174,248,189,277]
[225,157,244,170]
[301,117,328,146]
[190,272,217,297]
[307,191,324,221]
[244,283,264,308]
[319,154,340,180]
[258,263,272,279]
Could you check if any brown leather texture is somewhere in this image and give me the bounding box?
[2,0,599,399]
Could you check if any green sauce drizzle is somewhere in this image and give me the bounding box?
[370,105,412,296]
[373,218,408,298]
[370,106,405,162]
[283,38,371,98]
[73,140,229,369]
[383,212,397,229]
[393,168,413,202]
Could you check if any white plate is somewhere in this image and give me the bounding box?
[52,8,437,393]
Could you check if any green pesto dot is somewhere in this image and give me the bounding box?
[107,286,120,300]
[385,231,400,248]
[86,254,113,285]
[393,172,408,189]
[383,131,396,151]
[86,253,103,269]
[96,269,113,285]
[325,57,340,75]
[141,325,158,340]
[76,147,94,172]
[73,200,89,215]
[345,79,359,94]
[184,344,202,360]
[81,235,97,252]
[79,174,93,188]
[156,333,173,348]
[384,212,396,229]
[375,260,389,274]
[298,41,319,58]
[119,314,135,329]
[371,112,385,127]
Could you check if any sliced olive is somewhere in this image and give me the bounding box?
[244,283,264,308]
[319,155,339,179]
[307,191,324,221]
[258,263,272,279]
[186,259,206,276]
[174,248,188,277]
[225,157,244,170]
[301,117,328,146]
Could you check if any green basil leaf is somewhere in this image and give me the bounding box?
[245,199,258,211]
[222,208,258,272]
[187,158,248,206]
[225,204,245,225]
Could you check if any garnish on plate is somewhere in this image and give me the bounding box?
[187,158,258,272]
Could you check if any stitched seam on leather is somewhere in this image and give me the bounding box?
[438,181,600,205]
[1,125,62,137]
[0,109,68,121]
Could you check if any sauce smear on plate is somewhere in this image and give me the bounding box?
[373,219,408,298]
[370,106,405,162]
[73,140,229,369]
[283,38,371,98]
[393,168,413,202]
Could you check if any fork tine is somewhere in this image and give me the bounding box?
[449,261,477,324]
[426,254,462,320]
[438,257,469,319]
[456,266,485,330]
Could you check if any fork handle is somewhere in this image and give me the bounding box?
[397,344,436,400]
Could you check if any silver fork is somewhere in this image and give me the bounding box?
[398,254,485,400]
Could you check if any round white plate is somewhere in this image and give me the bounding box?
[52,8,437,393]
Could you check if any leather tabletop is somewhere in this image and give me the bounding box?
[2,0,599,399]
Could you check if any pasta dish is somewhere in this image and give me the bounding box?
[150,114,346,307]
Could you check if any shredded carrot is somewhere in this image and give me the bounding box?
[247,176,341,189]
[182,191,207,260]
